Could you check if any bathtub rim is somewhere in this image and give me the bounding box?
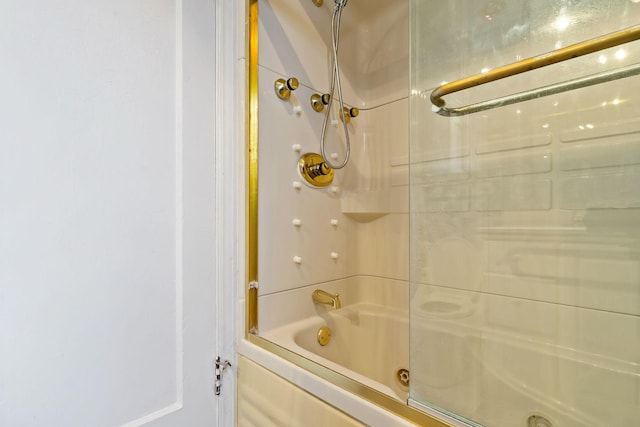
[244,333,460,427]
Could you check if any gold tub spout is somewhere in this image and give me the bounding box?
[312,289,341,309]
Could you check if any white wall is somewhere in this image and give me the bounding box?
[0,1,228,425]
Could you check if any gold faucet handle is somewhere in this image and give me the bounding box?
[299,153,334,187]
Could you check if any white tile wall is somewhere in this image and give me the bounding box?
[257,65,354,295]
[258,276,408,333]
[259,0,358,102]
[340,0,409,105]
[257,0,410,298]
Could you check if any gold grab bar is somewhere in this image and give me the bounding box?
[430,25,640,117]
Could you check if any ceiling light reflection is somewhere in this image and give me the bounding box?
[554,16,571,31]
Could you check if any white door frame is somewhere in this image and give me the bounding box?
[213,0,244,425]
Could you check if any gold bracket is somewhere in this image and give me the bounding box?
[298,153,334,187]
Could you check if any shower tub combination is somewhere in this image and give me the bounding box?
[249,0,640,425]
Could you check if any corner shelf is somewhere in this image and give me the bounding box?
[341,190,390,222]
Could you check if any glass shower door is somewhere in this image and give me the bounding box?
[409,1,640,426]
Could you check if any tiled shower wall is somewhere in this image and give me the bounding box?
[257,0,410,304]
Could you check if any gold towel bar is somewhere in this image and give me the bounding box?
[430,25,640,117]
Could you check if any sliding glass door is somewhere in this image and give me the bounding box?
[409,1,640,425]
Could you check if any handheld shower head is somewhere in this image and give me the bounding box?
[320,0,351,169]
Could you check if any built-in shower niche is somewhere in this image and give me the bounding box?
[341,189,390,222]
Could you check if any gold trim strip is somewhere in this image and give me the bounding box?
[430,24,640,116]
[246,0,259,337]
[248,335,455,427]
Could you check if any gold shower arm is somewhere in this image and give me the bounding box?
[430,25,640,117]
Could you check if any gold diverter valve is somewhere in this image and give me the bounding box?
[298,153,334,187]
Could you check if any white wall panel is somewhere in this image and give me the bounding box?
[257,0,409,315]
[257,66,353,295]
[259,0,359,105]
[237,357,365,427]
[0,1,222,425]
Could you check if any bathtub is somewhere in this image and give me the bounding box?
[261,302,410,402]
[258,277,640,427]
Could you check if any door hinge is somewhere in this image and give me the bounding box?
[215,356,232,396]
